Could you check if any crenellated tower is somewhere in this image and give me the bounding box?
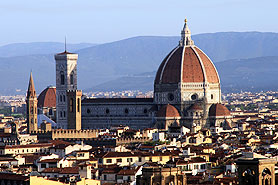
[26,72,38,133]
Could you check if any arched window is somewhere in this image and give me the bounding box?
[60,71,65,85]
[63,111,66,117]
[63,95,66,102]
[70,98,74,112]
[242,169,256,185]
[262,168,272,185]
[211,94,214,99]
[70,73,74,85]
[60,95,62,102]
[60,111,63,118]
[30,106,33,114]
[143,108,148,114]
[77,98,80,112]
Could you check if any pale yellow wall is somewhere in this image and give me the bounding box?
[103,155,171,166]
[103,156,139,166]
[5,146,49,155]
[144,155,170,164]
[30,176,100,185]
[30,176,64,185]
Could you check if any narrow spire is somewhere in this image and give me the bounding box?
[179,18,194,46]
[65,36,67,52]
[27,72,36,98]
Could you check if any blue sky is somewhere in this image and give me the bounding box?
[0,0,276,45]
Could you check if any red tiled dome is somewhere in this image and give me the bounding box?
[38,86,56,108]
[188,103,203,111]
[155,46,219,84]
[155,20,219,85]
[157,104,180,117]
[209,103,231,117]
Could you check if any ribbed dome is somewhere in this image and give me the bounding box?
[209,103,231,117]
[154,20,219,85]
[157,104,180,117]
[38,86,56,108]
[188,103,203,111]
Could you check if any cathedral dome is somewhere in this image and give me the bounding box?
[38,86,56,108]
[155,20,219,85]
[209,103,231,117]
[157,104,180,117]
[188,103,203,111]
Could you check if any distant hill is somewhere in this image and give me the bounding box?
[88,56,278,93]
[1,32,278,94]
[217,56,278,92]
[0,42,97,57]
[87,72,156,92]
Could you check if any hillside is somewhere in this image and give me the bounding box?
[1,32,278,94]
[0,42,96,57]
[88,56,278,93]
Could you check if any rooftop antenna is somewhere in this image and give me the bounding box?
[65,36,67,52]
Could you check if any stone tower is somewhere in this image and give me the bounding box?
[26,72,38,133]
[55,50,78,129]
[236,154,276,185]
[67,90,82,130]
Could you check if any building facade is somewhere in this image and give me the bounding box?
[81,98,153,129]
[81,20,229,130]
[28,19,230,130]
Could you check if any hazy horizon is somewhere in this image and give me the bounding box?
[1,30,278,47]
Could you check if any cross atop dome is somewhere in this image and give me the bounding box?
[179,18,194,46]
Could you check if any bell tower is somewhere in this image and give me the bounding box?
[55,49,78,129]
[26,72,38,133]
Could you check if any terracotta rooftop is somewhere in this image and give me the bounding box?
[5,143,52,149]
[37,86,56,108]
[42,167,79,174]
[188,103,203,111]
[0,173,29,181]
[38,158,61,163]
[56,51,75,55]
[157,104,180,117]
[118,167,139,175]
[155,46,219,84]
[209,103,231,117]
[189,157,206,163]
